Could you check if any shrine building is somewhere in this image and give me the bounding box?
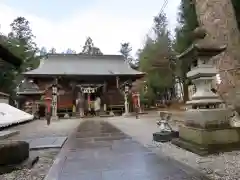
[22,54,144,117]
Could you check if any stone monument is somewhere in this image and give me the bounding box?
[172,28,240,155]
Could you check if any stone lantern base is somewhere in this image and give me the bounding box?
[172,126,240,156]
[51,115,59,121]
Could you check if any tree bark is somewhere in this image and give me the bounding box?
[194,0,240,101]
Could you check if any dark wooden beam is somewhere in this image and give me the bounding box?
[0,44,22,67]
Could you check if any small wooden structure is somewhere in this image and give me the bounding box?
[17,80,45,116]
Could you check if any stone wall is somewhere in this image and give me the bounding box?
[194,0,240,102]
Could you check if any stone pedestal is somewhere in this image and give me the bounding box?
[153,111,178,142]
[173,126,240,155]
[51,115,59,121]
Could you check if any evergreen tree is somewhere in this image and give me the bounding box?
[0,17,39,94]
[81,37,103,55]
[120,42,132,61]
[138,13,175,104]
[49,47,57,54]
[40,46,47,56]
[173,0,198,102]
[66,48,76,54]
[8,16,39,72]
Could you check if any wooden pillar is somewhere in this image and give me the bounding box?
[75,91,81,118]
[79,91,84,118]
[87,93,91,111]
[103,81,107,112]
[116,76,119,88]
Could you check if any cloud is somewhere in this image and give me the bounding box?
[0,0,180,55]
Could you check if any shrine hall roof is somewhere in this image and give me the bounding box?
[24,54,144,77]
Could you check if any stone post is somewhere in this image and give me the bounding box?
[123,84,130,116]
[124,93,129,114]
[51,78,58,121]
[137,93,142,113]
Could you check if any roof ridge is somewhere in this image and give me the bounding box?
[23,54,144,76]
[47,54,124,60]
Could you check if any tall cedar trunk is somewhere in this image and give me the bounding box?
[194,0,240,102]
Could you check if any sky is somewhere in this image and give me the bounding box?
[0,0,181,55]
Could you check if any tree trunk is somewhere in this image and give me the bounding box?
[194,0,240,101]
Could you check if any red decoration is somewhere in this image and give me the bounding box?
[44,96,52,113]
[132,93,139,107]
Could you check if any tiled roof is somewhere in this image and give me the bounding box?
[24,54,144,76]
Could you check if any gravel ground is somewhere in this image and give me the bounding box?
[107,116,240,180]
[0,149,59,180]
[152,141,240,180]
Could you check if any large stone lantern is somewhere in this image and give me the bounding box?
[172,27,240,155]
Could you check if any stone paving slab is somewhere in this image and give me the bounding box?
[45,120,209,180]
[0,130,19,140]
[24,136,67,150]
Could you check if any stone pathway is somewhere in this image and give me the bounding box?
[6,119,80,140]
[25,136,67,150]
[107,116,240,180]
[45,119,209,180]
[0,130,19,140]
[3,119,80,150]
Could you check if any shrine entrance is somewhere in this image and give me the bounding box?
[76,84,103,117]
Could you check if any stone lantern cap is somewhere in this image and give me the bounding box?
[177,41,226,60]
[177,27,226,61]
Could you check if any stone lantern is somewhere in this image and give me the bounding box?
[123,83,130,116]
[51,82,58,120]
[172,27,240,155]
